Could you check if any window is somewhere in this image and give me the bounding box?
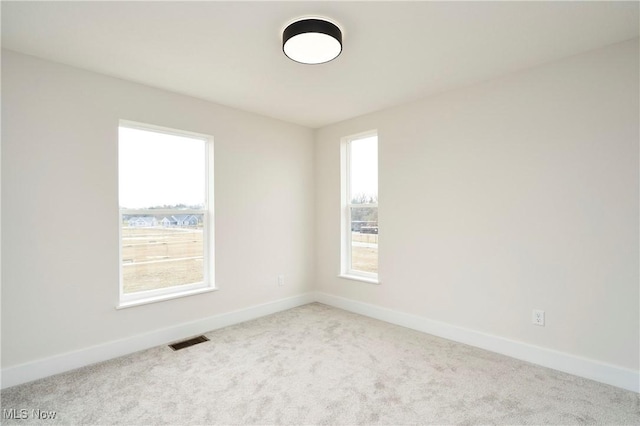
[118,121,214,307]
[341,131,378,282]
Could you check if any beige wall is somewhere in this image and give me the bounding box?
[315,39,639,370]
[1,50,315,367]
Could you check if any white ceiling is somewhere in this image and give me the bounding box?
[2,1,638,128]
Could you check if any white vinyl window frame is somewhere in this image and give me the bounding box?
[117,120,216,309]
[340,130,380,284]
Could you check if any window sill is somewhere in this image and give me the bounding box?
[116,287,217,310]
[338,274,380,285]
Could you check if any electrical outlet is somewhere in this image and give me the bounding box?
[277,274,285,287]
[532,309,545,326]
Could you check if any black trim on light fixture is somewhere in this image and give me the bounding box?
[283,18,343,64]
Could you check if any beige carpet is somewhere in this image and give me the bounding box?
[2,303,639,424]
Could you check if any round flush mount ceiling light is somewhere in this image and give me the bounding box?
[282,18,342,64]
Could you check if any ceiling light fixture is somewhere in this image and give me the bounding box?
[282,18,342,64]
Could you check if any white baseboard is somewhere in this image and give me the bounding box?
[1,293,315,390]
[314,291,640,393]
[3,291,638,393]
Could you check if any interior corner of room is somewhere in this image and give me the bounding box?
[0,2,638,422]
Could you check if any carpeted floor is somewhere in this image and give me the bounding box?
[2,303,639,424]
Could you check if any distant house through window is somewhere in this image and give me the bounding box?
[118,121,215,307]
[341,131,378,282]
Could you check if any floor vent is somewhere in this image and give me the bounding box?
[169,335,209,351]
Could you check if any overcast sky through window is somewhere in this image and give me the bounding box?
[350,135,378,200]
[119,126,206,209]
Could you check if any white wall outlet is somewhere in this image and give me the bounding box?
[532,309,545,326]
[277,274,285,287]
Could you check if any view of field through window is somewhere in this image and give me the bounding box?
[121,218,204,293]
[348,135,378,275]
[119,124,209,296]
[351,231,378,273]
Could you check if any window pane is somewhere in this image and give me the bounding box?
[119,127,206,209]
[350,207,378,274]
[121,214,204,293]
[349,136,378,203]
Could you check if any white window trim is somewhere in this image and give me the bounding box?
[117,120,215,308]
[340,130,380,284]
